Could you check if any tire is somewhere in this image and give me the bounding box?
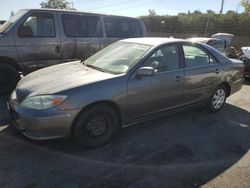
[245,77,250,82]
[207,85,227,113]
[0,64,20,95]
[73,104,120,148]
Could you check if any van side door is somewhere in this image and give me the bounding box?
[60,13,103,60]
[15,11,61,72]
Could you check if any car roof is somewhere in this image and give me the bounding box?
[21,8,140,20]
[121,37,187,46]
[187,37,221,43]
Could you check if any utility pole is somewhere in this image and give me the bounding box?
[220,0,225,14]
[204,16,210,36]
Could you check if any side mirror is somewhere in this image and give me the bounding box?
[136,67,154,76]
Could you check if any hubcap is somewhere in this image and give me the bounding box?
[85,113,110,137]
[212,89,226,109]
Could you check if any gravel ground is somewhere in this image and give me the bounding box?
[0,83,249,188]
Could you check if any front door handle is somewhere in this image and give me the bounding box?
[173,76,183,81]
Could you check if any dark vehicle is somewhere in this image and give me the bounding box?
[0,20,5,25]
[0,9,147,94]
[9,38,244,148]
[239,47,250,79]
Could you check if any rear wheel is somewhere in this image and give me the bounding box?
[207,85,227,113]
[73,105,119,148]
[245,77,250,82]
[0,64,20,94]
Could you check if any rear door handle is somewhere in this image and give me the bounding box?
[173,76,183,81]
[214,69,220,74]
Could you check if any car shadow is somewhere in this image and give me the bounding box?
[0,96,249,187]
[244,79,250,85]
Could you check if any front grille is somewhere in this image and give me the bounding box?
[15,89,26,103]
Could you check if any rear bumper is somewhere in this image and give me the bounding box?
[244,71,250,78]
[244,64,250,78]
[230,77,244,96]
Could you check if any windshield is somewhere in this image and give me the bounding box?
[85,41,152,74]
[0,10,27,34]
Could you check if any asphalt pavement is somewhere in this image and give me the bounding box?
[0,84,249,188]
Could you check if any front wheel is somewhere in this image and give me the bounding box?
[0,64,20,94]
[207,85,227,113]
[73,105,120,148]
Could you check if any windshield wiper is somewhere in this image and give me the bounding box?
[85,64,106,72]
[81,59,106,73]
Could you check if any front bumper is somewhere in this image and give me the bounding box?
[9,97,79,140]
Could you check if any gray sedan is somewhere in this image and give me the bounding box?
[9,38,244,148]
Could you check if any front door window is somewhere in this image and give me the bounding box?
[143,45,180,72]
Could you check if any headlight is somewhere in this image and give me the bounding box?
[21,95,67,110]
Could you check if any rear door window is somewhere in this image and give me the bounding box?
[61,14,102,37]
[104,17,142,38]
[18,12,55,37]
[183,45,217,68]
[207,40,226,53]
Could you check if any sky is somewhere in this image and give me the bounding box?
[0,0,244,20]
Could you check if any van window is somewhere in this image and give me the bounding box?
[18,13,55,38]
[61,14,102,37]
[104,17,142,38]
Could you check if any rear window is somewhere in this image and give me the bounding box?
[104,17,142,38]
[61,14,102,37]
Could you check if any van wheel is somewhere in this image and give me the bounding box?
[73,105,119,149]
[0,64,20,95]
[207,85,227,113]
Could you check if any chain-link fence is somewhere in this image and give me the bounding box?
[148,32,249,50]
[142,14,250,49]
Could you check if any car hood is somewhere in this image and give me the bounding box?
[16,61,116,97]
[242,47,250,59]
[211,33,233,48]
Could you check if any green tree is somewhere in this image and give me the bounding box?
[140,10,250,36]
[207,10,216,14]
[148,9,156,17]
[40,0,72,9]
[193,10,202,14]
[241,0,250,13]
